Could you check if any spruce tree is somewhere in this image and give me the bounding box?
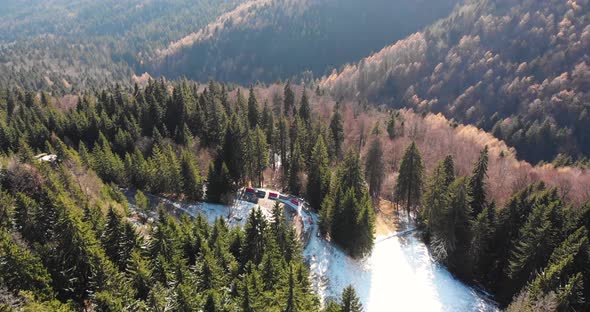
[180,149,203,201]
[278,117,290,178]
[340,286,363,312]
[222,113,245,183]
[395,142,424,216]
[248,86,259,129]
[206,156,232,204]
[288,144,304,196]
[469,146,489,217]
[365,138,384,198]
[307,135,331,210]
[329,108,344,160]
[242,207,268,265]
[421,158,452,236]
[299,89,311,123]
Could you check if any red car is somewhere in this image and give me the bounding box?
[245,187,255,194]
[269,192,278,199]
[290,199,300,206]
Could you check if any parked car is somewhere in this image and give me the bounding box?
[255,190,266,199]
[268,192,279,200]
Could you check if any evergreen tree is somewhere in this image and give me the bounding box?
[365,138,384,198]
[322,152,375,257]
[242,207,268,265]
[134,190,149,219]
[395,142,424,216]
[288,143,304,195]
[340,286,363,312]
[469,146,489,217]
[299,90,311,123]
[329,108,344,160]
[248,126,269,187]
[180,149,203,201]
[307,135,331,210]
[206,156,232,204]
[203,292,218,312]
[222,113,245,183]
[248,86,259,129]
[420,158,452,236]
[102,207,123,267]
[278,117,290,178]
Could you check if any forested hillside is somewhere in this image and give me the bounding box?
[321,0,590,164]
[1,79,589,310]
[147,0,461,83]
[0,0,246,92]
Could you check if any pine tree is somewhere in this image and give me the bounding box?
[323,152,375,257]
[206,156,232,203]
[365,138,384,198]
[249,126,269,187]
[242,207,268,265]
[222,113,245,183]
[340,286,363,312]
[395,142,424,216]
[180,149,203,201]
[278,117,290,178]
[299,90,311,123]
[307,135,331,210]
[0,229,53,298]
[127,251,153,300]
[420,158,452,235]
[284,268,297,312]
[248,86,259,129]
[288,143,304,195]
[102,207,123,267]
[469,146,489,217]
[203,292,218,312]
[329,109,344,160]
[508,192,564,291]
[135,190,149,220]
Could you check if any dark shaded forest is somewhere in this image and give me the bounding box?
[143,0,462,83]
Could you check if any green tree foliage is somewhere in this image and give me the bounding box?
[206,156,232,204]
[329,108,345,160]
[180,149,204,201]
[340,285,363,312]
[288,144,304,196]
[248,86,259,129]
[469,146,489,217]
[364,138,384,198]
[320,152,375,258]
[307,135,331,210]
[0,229,53,299]
[395,142,424,215]
[299,89,311,123]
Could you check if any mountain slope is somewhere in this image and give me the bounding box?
[321,0,590,163]
[0,0,247,92]
[146,0,462,83]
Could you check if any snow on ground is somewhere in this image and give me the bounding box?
[304,219,498,311]
[126,189,497,311]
